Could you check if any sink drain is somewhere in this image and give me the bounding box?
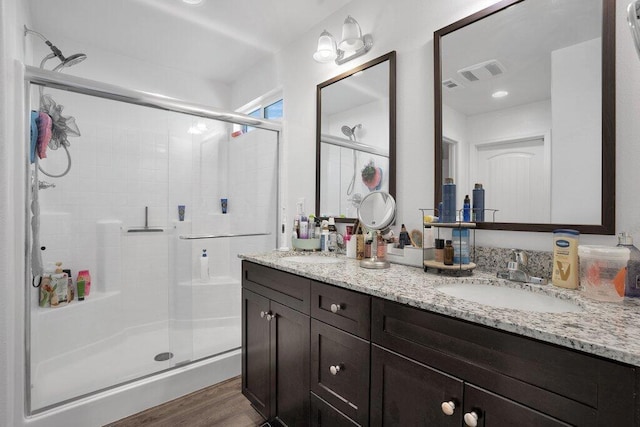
[154,352,174,362]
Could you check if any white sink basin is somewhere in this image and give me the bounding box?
[282,256,342,265]
[436,283,583,313]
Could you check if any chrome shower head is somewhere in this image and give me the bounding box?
[341,124,362,140]
[52,53,87,71]
[341,125,354,138]
[25,26,87,72]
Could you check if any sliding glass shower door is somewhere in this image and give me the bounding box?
[27,82,277,412]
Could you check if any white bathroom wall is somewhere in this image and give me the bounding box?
[232,0,639,251]
[551,38,602,224]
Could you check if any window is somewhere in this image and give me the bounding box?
[235,90,283,136]
[264,99,283,120]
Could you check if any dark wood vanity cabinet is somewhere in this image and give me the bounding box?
[242,262,310,426]
[372,298,639,426]
[242,261,640,426]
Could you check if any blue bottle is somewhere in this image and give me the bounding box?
[472,183,485,222]
[462,195,471,223]
[442,178,456,223]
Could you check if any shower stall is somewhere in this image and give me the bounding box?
[24,66,280,418]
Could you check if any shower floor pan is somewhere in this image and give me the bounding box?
[30,321,240,410]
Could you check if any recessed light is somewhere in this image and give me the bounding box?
[182,0,203,5]
[492,90,509,98]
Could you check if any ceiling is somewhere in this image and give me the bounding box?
[25,0,353,84]
[441,0,602,116]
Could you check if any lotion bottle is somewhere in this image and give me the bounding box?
[200,249,209,282]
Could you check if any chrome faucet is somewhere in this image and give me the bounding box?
[497,249,547,285]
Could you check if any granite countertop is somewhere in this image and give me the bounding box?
[239,251,640,367]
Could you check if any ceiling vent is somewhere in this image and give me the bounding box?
[442,78,463,90]
[457,59,506,83]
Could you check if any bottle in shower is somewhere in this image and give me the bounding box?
[200,249,209,282]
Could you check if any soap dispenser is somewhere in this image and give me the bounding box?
[200,249,209,282]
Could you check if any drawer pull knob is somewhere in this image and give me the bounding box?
[330,303,342,313]
[329,364,342,375]
[266,312,275,321]
[260,311,266,318]
[464,411,479,427]
[441,401,456,416]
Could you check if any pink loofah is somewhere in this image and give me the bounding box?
[36,112,52,159]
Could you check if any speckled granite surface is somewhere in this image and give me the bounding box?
[240,251,640,367]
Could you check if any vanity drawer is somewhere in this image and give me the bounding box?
[242,261,310,314]
[310,392,359,427]
[311,281,370,339]
[371,298,636,425]
[311,319,369,426]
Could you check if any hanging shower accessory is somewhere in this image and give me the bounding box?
[341,124,362,196]
[25,25,85,178]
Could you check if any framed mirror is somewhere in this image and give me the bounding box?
[316,51,396,222]
[434,0,615,234]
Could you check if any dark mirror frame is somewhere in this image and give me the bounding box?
[316,51,397,223]
[434,0,615,234]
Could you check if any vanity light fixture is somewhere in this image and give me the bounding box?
[492,90,509,98]
[313,15,373,65]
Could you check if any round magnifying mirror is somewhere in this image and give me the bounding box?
[358,191,397,269]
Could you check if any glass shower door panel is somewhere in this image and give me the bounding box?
[28,87,173,410]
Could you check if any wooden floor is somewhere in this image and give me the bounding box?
[104,376,265,427]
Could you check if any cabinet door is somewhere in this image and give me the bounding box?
[463,384,572,427]
[242,289,271,420]
[271,300,310,427]
[370,345,463,426]
[311,319,370,426]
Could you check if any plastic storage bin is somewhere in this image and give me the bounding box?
[578,245,630,302]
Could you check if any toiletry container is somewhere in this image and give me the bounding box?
[328,217,337,251]
[77,270,91,296]
[462,195,471,222]
[345,235,356,258]
[472,183,485,222]
[320,221,329,252]
[442,178,456,223]
[452,229,470,265]
[200,249,209,282]
[356,227,365,260]
[435,239,445,263]
[423,225,435,260]
[444,240,454,265]
[551,229,580,289]
[617,232,640,297]
[299,215,309,239]
[578,245,630,302]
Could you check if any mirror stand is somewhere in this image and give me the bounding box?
[360,230,390,269]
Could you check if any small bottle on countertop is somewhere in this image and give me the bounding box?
[320,221,330,252]
[328,217,337,251]
[444,240,454,265]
